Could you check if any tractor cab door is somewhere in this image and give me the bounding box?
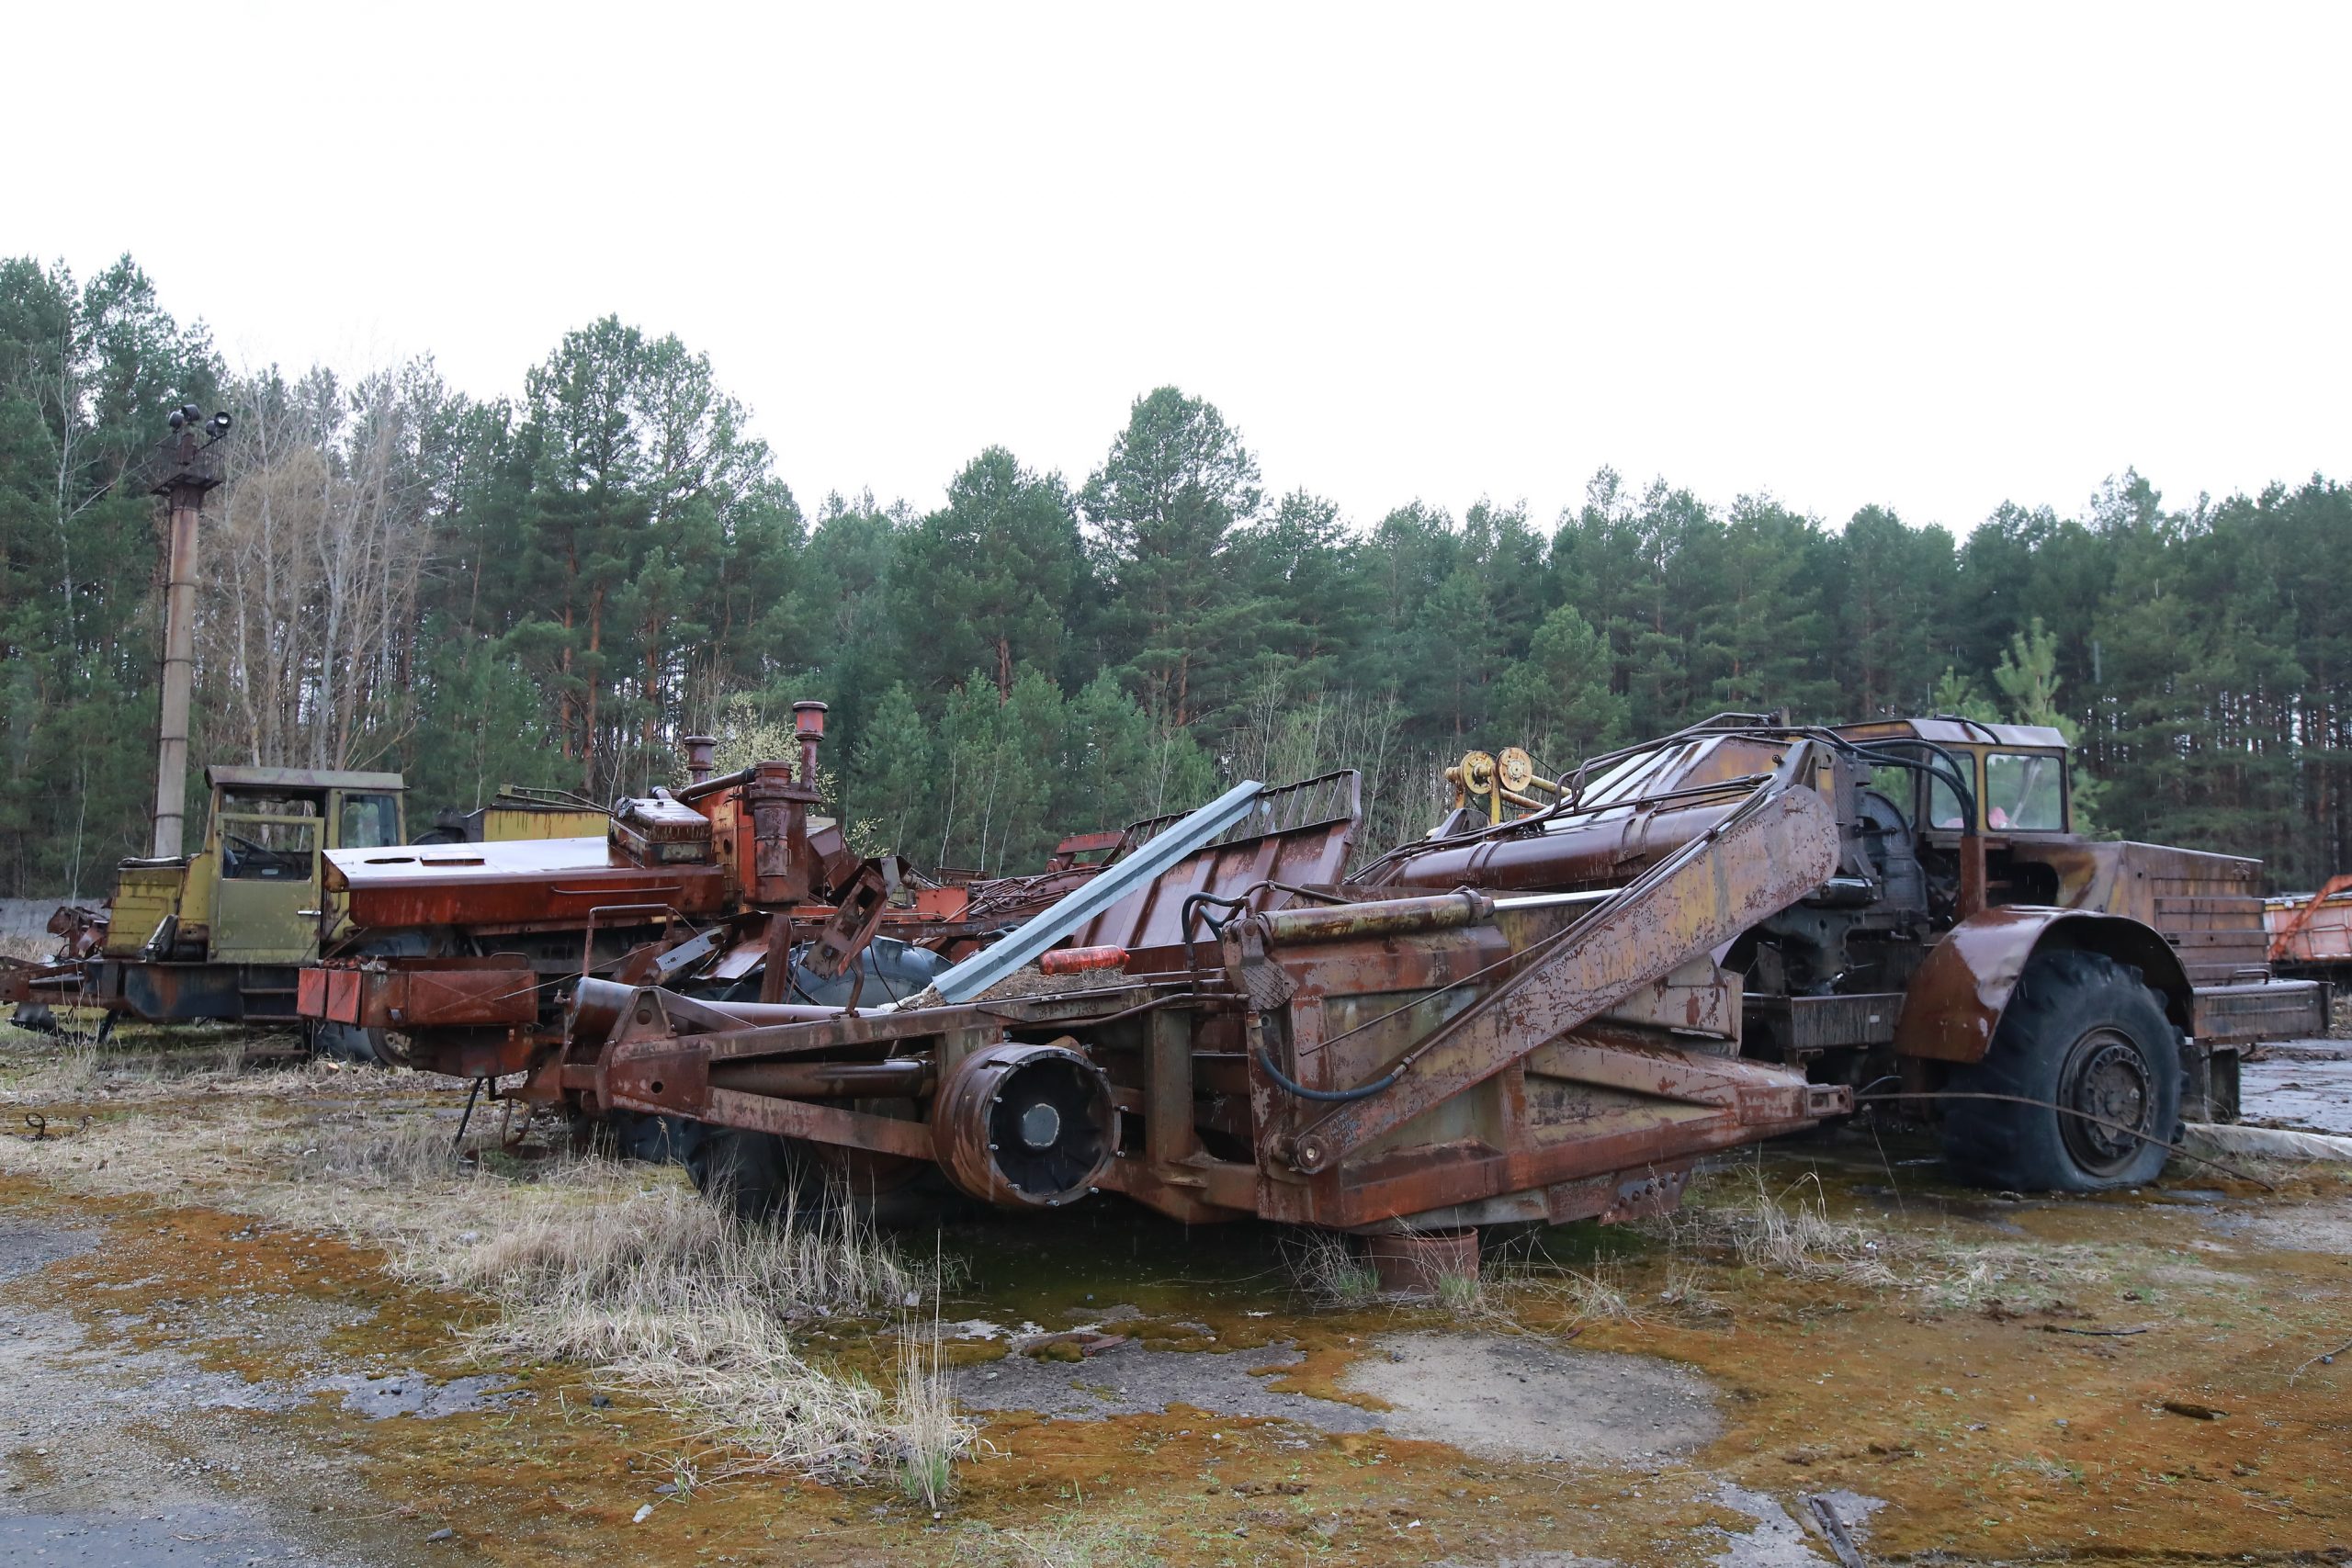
[211,787,326,963]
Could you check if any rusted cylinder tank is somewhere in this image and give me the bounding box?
[568,979,840,1050]
[1260,891,1492,944]
[933,1040,1118,1207]
[567,977,638,1049]
[1385,803,1736,894]
[744,760,810,904]
[1041,944,1129,976]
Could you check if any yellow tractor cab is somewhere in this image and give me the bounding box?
[91,765,405,1026]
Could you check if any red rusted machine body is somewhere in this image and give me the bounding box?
[297,702,1059,1077]
[2267,874,2352,983]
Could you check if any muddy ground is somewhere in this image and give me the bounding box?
[0,1029,2348,1566]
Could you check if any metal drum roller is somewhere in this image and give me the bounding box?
[933,1038,1118,1207]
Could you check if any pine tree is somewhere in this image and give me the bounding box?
[1082,389,1261,727]
[894,448,1080,701]
[1493,605,1626,768]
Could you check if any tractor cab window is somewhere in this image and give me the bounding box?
[340,792,400,850]
[1928,772,1968,830]
[1984,751,2066,832]
[219,791,321,881]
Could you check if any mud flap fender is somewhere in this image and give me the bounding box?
[1894,908,2193,1064]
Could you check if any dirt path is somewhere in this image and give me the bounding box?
[0,1039,2345,1565]
[0,1217,382,1565]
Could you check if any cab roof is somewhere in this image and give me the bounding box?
[1833,717,2068,750]
[207,764,405,792]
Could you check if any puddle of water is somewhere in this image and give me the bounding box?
[311,1370,517,1419]
[2243,1047,2352,1136]
[0,1505,340,1567]
[955,1337,1383,1430]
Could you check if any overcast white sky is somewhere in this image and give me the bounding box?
[10,4,2346,536]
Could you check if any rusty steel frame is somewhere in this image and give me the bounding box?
[1275,775,1842,1173]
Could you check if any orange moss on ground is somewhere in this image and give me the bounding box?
[7,1122,2352,1564]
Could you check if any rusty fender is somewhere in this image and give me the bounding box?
[1893,907,2195,1064]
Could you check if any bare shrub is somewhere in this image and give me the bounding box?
[1478,1256,1641,1326]
[1433,1269,1482,1311]
[893,1303,964,1508]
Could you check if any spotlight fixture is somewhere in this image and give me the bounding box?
[167,408,186,430]
[207,412,232,437]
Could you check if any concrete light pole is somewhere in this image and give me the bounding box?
[146,405,229,860]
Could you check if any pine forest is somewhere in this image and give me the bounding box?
[4,255,2347,899]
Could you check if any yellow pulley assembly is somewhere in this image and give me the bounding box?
[1497,747,1534,795]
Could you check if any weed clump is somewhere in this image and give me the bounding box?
[1283,1229,1382,1308]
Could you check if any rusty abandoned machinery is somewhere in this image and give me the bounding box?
[528,711,2327,1247]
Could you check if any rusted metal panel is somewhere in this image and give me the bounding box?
[330,967,364,1023]
[1071,771,1360,952]
[803,860,892,981]
[2268,876,2352,967]
[695,1085,936,1161]
[298,959,538,1030]
[709,1059,933,1097]
[325,837,730,931]
[1598,956,1744,1044]
[1744,991,1903,1052]
[2193,979,2331,1043]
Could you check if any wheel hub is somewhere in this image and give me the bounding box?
[2060,1027,2154,1174]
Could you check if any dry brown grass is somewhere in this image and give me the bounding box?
[951,1516,1165,1567]
[1658,1166,1899,1285]
[0,1061,973,1490]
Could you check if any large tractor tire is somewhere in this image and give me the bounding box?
[603,1109,694,1164]
[1941,949,2182,1192]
